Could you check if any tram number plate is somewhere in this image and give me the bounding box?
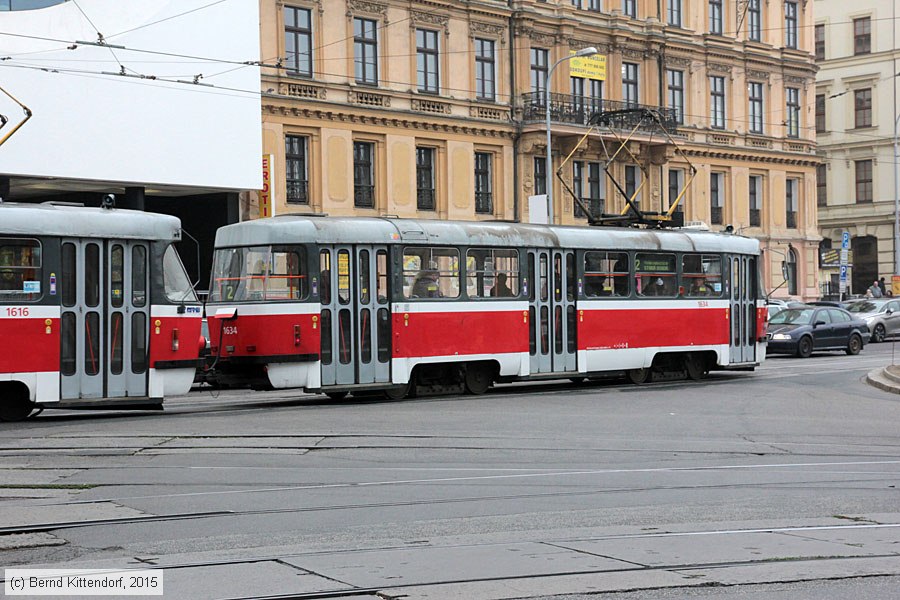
[4,307,30,317]
[222,326,238,335]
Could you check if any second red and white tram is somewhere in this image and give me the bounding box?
[205,216,765,398]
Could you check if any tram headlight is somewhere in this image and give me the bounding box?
[771,333,792,340]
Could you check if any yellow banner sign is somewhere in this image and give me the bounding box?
[569,52,606,81]
[260,154,274,218]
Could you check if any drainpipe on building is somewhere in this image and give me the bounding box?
[509,3,519,222]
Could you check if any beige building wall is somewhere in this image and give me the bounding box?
[258,0,818,298]
[816,0,900,296]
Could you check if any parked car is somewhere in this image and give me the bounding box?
[845,298,900,342]
[806,300,847,308]
[766,306,870,357]
[767,304,784,321]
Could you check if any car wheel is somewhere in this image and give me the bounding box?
[873,324,886,343]
[846,333,862,356]
[796,336,813,358]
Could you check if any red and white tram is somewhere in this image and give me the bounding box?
[0,202,203,421]
[204,216,766,398]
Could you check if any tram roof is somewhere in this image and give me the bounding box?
[0,203,182,241]
[214,215,759,255]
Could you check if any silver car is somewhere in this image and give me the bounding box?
[845,298,900,342]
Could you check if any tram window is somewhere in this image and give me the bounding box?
[110,245,124,308]
[539,255,548,302]
[360,307,372,363]
[210,247,245,302]
[359,250,370,304]
[320,309,333,364]
[528,254,535,301]
[635,252,676,297]
[566,305,576,353]
[466,248,519,298]
[338,250,351,305]
[0,238,42,302]
[583,251,629,297]
[84,311,100,375]
[62,242,76,307]
[376,250,388,304]
[84,243,100,308]
[682,254,722,298]
[528,306,536,355]
[162,245,197,303]
[540,305,549,354]
[377,307,390,363]
[402,246,460,299]
[131,312,147,374]
[132,245,147,307]
[110,312,124,375]
[61,313,76,376]
[565,252,575,302]
[320,250,332,304]
[266,246,307,301]
[338,309,352,363]
[553,255,562,302]
[554,305,563,353]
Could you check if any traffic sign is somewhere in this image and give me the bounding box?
[842,231,850,249]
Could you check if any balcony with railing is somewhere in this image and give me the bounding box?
[521,93,678,134]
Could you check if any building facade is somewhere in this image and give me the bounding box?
[815,0,900,297]
[260,0,819,297]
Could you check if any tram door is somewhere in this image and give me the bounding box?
[319,246,391,387]
[528,249,577,374]
[60,240,149,400]
[729,255,757,364]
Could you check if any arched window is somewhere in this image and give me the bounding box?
[1,0,67,11]
[785,247,798,296]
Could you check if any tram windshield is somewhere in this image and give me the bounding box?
[209,246,308,302]
[163,245,198,303]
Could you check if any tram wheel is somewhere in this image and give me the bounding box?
[684,354,709,381]
[0,386,35,422]
[325,391,349,401]
[627,368,652,385]
[464,363,494,395]
[382,383,410,401]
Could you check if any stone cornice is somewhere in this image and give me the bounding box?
[681,147,818,167]
[262,103,515,139]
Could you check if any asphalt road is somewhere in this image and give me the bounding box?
[1,343,899,599]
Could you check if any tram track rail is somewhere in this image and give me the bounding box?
[2,467,898,537]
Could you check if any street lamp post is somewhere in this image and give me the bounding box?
[545,46,597,225]
[894,112,900,278]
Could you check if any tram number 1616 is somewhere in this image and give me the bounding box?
[4,308,30,317]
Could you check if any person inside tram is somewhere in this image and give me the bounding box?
[690,276,711,296]
[490,273,513,297]
[412,264,442,298]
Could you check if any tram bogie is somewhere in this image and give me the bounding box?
[0,203,203,421]
[203,216,766,399]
